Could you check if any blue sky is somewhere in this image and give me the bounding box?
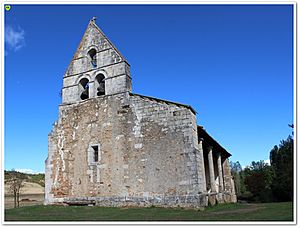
[4,4,293,173]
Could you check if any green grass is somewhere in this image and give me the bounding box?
[5,202,293,222]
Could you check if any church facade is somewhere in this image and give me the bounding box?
[45,19,237,208]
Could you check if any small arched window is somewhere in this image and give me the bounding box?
[95,74,105,96]
[88,49,97,68]
[78,78,89,100]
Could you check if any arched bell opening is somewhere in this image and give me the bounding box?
[88,48,97,68]
[95,74,105,96]
[78,78,89,100]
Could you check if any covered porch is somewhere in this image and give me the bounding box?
[197,126,237,205]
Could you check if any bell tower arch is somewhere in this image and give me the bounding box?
[61,17,132,104]
[95,73,106,96]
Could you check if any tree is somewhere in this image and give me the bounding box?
[230,161,243,196]
[243,160,274,202]
[5,169,25,208]
[270,135,293,201]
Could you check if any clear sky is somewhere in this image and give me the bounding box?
[4,4,294,173]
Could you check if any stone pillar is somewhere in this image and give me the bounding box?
[231,178,236,195]
[89,81,95,98]
[222,158,232,192]
[217,153,224,192]
[197,139,207,193]
[230,178,237,203]
[208,147,216,192]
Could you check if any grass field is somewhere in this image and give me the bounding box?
[5,202,293,222]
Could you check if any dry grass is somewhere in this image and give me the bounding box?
[5,181,44,195]
[5,181,45,209]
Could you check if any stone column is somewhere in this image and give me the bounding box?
[222,158,232,192]
[217,153,224,192]
[208,147,216,192]
[197,139,207,193]
[89,81,95,98]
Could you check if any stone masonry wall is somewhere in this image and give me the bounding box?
[128,94,202,197]
[62,61,131,104]
[45,92,208,207]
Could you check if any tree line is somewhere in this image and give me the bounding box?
[231,134,293,203]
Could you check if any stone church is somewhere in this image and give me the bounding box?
[45,18,237,207]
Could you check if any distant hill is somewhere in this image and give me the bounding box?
[5,170,45,187]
